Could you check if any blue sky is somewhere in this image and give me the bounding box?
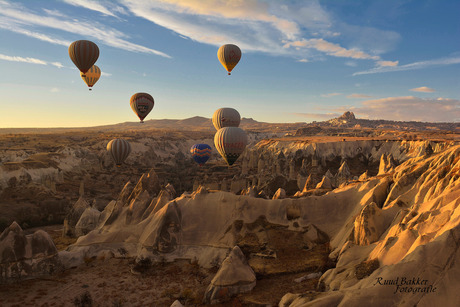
[0,0,459,128]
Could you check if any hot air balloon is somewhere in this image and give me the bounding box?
[130,93,154,123]
[80,65,101,90]
[107,139,131,167]
[212,107,241,130]
[69,40,99,74]
[217,44,241,75]
[214,127,247,166]
[190,144,212,166]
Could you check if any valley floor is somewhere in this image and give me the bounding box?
[0,225,322,307]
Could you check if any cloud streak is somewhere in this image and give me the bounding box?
[117,0,397,62]
[347,94,373,99]
[284,38,379,60]
[0,52,65,68]
[353,56,460,75]
[410,86,435,93]
[0,53,47,65]
[0,1,171,58]
[62,0,119,17]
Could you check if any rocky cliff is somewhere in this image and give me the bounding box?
[57,140,459,305]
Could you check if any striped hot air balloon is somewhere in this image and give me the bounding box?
[69,40,99,74]
[217,44,241,75]
[214,127,247,166]
[130,93,154,123]
[190,144,212,166]
[80,65,101,90]
[107,139,131,167]
[212,108,241,130]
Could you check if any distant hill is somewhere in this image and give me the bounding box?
[0,116,304,134]
[0,112,457,135]
[295,112,459,136]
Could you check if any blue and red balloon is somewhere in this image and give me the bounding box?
[190,144,212,166]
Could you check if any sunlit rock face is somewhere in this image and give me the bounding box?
[0,222,60,283]
[59,142,458,307]
[283,145,460,307]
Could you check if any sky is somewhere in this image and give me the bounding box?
[0,0,459,128]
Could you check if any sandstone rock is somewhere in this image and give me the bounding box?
[75,207,101,237]
[164,183,176,198]
[204,246,256,304]
[272,188,286,199]
[359,171,369,181]
[0,222,60,283]
[63,196,90,237]
[127,169,161,205]
[170,300,184,307]
[353,202,385,245]
[302,174,315,192]
[378,153,397,175]
[316,176,332,189]
[335,161,351,187]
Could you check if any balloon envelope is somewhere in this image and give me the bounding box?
[214,127,247,166]
[107,139,131,166]
[217,44,241,75]
[80,65,101,89]
[130,93,154,123]
[190,144,212,166]
[212,108,241,130]
[69,40,99,74]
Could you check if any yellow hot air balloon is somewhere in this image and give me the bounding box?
[217,44,241,75]
[80,65,101,90]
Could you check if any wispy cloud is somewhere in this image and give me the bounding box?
[410,86,435,93]
[0,1,171,58]
[353,55,460,76]
[377,60,398,67]
[116,0,399,63]
[345,61,357,67]
[337,96,459,122]
[321,93,342,97]
[347,93,373,99]
[62,0,119,17]
[0,53,47,65]
[0,52,66,68]
[284,38,379,60]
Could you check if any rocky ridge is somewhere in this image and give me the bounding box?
[52,141,460,305]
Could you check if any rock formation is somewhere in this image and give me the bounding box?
[63,196,90,237]
[204,246,256,304]
[0,222,60,283]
